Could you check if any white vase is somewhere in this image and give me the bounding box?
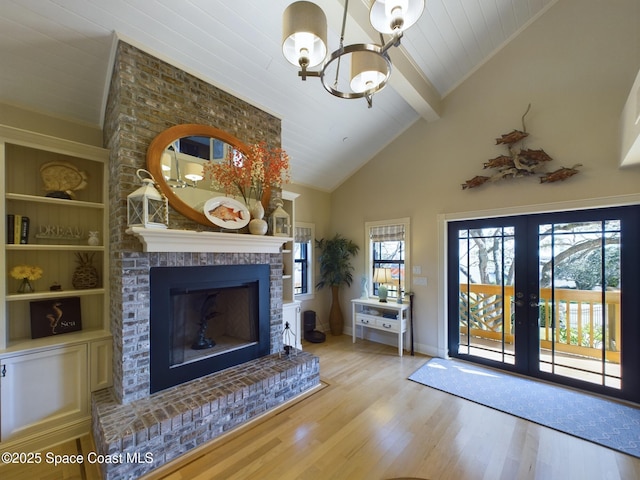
[249,199,265,220]
[248,200,268,235]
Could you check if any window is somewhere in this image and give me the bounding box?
[366,218,410,300]
[294,222,314,299]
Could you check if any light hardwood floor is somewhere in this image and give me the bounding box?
[2,334,640,479]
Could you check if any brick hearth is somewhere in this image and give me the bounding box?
[92,352,319,480]
[91,248,321,479]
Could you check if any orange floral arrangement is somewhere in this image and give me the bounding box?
[204,142,290,205]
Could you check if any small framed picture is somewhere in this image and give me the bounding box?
[30,297,82,339]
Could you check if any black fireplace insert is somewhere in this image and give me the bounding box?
[150,264,270,393]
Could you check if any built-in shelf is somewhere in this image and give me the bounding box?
[5,288,105,302]
[1,329,111,355]
[127,226,293,253]
[6,245,105,251]
[6,192,104,209]
[1,125,111,452]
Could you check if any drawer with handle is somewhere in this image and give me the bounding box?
[355,314,379,326]
[375,317,403,332]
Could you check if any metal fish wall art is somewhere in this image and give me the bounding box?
[461,175,491,190]
[540,164,582,183]
[462,104,581,189]
[495,129,529,145]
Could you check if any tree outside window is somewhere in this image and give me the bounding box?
[366,219,410,301]
[373,240,404,298]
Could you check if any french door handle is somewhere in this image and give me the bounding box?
[514,301,538,307]
[515,292,538,308]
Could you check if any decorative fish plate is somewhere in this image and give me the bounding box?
[203,196,250,229]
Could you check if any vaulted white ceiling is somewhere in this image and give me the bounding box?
[0,0,557,191]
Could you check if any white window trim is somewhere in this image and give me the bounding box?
[294,221,315,301]
[365,217,411,301]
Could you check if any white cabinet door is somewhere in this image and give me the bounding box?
[282,301,302,350]
[0,345,88,441]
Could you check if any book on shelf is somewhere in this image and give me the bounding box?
[7,214,14,244]
[20,216,30,244]
[6,214,29,244]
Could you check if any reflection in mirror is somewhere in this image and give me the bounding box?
[147,125,248,226]
[161,138,233,215]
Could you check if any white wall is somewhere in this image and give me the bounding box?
[330,0,640,356]
[0,102,103,146]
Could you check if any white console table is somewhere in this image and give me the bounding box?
[351,298,409,356]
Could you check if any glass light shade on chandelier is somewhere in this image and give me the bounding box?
[369,0,425,34]
[350,49,390,93]
[282,0,425,107]
[282,1,327,70]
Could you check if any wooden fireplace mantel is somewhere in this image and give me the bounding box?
[126,226,292,253]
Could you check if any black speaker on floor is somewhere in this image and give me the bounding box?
[303,310,326,343]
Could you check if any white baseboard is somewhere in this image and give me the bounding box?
[0,417,90,454]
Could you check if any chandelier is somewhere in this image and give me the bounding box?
[282,0,425,107]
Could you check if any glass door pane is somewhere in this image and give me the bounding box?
[537,220,621,389]
[457,226,516,365]
[449,205,639,402]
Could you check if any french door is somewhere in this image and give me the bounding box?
[447,205,640,403]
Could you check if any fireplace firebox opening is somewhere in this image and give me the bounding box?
[150,264,270,393]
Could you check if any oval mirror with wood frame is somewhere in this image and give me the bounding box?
[147,124,248,226]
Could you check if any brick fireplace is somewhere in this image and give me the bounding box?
[91,41,320,479]
[92,246,319,479]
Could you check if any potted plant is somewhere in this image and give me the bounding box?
[316,234,359,335]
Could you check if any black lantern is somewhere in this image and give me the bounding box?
[280,321,297,357]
